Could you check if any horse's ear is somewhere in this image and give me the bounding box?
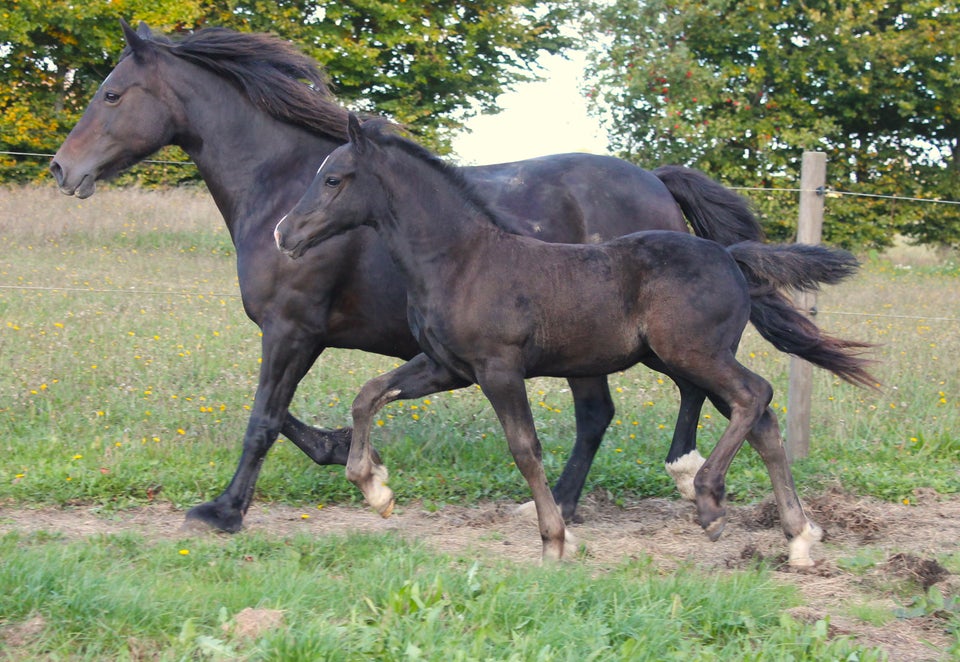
[120,18,148,55]
[347,114,369,156]
[136,21,153,39]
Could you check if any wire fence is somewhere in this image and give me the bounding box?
[7,148,960,205]
[2,149,958,325]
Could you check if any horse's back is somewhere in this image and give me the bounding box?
[462,153,686,243]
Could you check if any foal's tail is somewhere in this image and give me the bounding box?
[727,241,879,389]
[654,165,765,246]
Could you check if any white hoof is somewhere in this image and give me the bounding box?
[665,450,706,501]
[365,464,395,517]
[787,521,823,567]
[513,500,538,521]
[563,528,579,560]
[541,527,578,563]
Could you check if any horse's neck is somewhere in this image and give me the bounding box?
[172,69,341,244]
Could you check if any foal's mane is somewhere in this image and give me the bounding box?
[131,27,350,141]
[362,119,508,229]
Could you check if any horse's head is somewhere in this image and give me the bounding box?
[275,114,382,259]
[50,19,183,198]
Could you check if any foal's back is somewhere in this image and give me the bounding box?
[432,228,752,380]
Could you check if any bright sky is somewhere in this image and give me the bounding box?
[450,51,610,166]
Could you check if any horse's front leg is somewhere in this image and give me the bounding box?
[347,353,470,516]
[477,363,574,562]
[281,413,356,467]
[184,331,324,533]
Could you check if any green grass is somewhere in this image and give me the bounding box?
[1,185,958,509]
[0,529,881,660]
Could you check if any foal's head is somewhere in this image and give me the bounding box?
[274,114,386,258]
[275,113,504,259]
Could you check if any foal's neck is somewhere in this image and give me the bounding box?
[373,154,502,288]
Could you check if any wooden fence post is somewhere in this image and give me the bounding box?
[785,151,826,462]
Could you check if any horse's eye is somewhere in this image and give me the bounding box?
[104,91,121,104]
[324,176,341,187]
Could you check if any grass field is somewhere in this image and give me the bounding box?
[1,184,958,659]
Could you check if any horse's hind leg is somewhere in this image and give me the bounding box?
[546,373,706,520]
[663,377,707,501]
[347,353,470,516]
[744,409,822,566]
[550,376,615,521]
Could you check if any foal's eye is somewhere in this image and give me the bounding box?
[103,91,121,104]
[324,176,342,187]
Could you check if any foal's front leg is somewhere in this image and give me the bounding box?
[476,365,575,561]
[347,353,470,516]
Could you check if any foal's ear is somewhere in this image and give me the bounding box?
[120,18,148,54]
[136,21,153,39]
[347,113,370,156]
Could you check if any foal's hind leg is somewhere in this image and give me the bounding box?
[744,409,823,566]
[681,362,772,540]
[347,353,470,516]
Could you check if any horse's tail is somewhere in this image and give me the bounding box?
[727,241,879,389]
[654,165,765,246]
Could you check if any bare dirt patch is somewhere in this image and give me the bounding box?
[2,489,958,660]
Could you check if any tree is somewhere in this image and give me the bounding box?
[579,0,960,248]
[1,0,571,183]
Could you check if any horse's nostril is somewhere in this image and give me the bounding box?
[49,160,64,186]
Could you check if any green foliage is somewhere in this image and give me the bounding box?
[1,0,571,182]
[578,0,960,249]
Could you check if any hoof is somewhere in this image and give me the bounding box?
[183,501,244,534]
[378,498,396,519]
[513,500,538,521]
[787,521,823,567]
[541,528,576,563]
[563,528,579,559]
[703,517,726,542]
[363,464,395,517]
[665,450,706,502]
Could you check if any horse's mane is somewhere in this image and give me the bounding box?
[130,27,350,141]
[361,119,510,229]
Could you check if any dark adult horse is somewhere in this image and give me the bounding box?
[274,116,876,563]
[50,20,764,533]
